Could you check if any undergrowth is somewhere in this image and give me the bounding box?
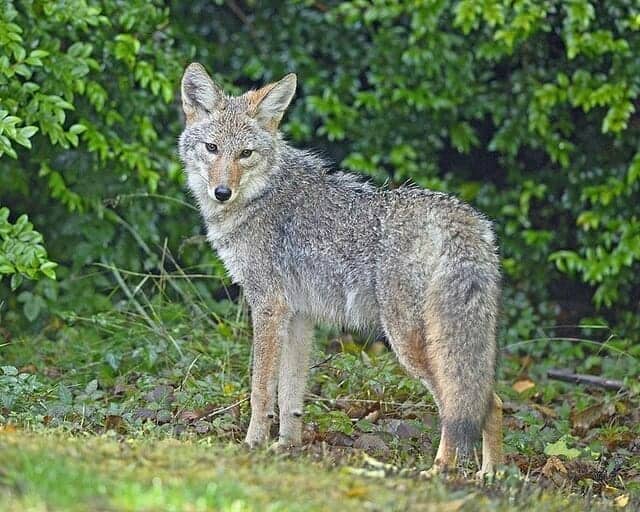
[1,260,639,510]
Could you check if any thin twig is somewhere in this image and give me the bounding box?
[503,336,635,360]
[201,397,249,420]
[547,368,626,391]
[309,353,337,369]
[180,354,201,390]
[92,264,224,280]
[107,262,156,330]
[103,192,198,211]
[226,0,251,26]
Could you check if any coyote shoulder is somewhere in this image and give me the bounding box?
[179,63,502,476]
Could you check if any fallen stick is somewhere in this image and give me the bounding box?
[547,368,625,391]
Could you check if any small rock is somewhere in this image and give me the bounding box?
[354,433,389,453]
[145,384,175,405]
[134,408,155,421]
[325,432,354,447]
[378,419,422,439]
[194,420,210,434]
[155,409,173,424]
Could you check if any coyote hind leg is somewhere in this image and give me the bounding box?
[381,311,497,475]
[379,322,460,472]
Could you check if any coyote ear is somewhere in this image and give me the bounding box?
[181,63,225,124]
[248,73,297,132]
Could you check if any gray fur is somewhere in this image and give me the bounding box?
[179,63,502,472]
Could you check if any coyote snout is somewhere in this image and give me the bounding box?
[211,185,232,202]
[179,62,503,478]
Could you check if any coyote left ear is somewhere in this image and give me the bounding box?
[248,73,297,132]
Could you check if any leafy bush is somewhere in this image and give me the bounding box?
[1,0,639,340]
[0,206,56,290]
[0,0,216,325]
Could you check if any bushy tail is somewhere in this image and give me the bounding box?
[427,259,500,459]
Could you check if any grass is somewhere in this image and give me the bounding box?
[0,430,624,511]
[1,273,639,510]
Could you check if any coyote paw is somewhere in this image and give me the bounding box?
[419,466,442,479]
[244,427,269,449]
[270,436,302,452]
[475,467,502,483]
[267,439,296,453]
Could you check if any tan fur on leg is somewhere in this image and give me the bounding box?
[245,301,290,448]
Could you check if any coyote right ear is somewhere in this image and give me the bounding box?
[181,63,225,124]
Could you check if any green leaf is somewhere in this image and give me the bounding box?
[544,438,581,460]
[23,295,41,322]
[10,273,24,290]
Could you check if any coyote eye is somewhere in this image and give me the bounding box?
[239,149,253,158]
[205,142,218,153]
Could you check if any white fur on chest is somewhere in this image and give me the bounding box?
[216,244,244,283]
[206,221,245,284]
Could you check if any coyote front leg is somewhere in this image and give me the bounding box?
[245,302,290,448]
[277,315,313,447]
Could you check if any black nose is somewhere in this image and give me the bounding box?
[214,185,232,202]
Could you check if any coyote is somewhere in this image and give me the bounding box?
[179,63,503,476]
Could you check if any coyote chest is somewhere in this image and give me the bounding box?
[207,209,381,330]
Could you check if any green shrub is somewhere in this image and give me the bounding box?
[0,206,56,289]
[2,0,639,340]
[0,0,216,325]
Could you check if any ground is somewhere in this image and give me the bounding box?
[1,297,639,511]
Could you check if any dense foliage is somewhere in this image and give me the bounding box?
[1,0,639,343]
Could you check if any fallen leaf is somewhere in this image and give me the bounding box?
[614,494,630,508]
[344,486,369,498]
[0,424,17,434]
[362,408,380,423]
[603,483,621,496]
[571,402,615,434]
[541,456,568,487]
[532,404,558,419]
[104,415,126,433]
[512,378,535,393]
[19,364,37,374]
[378,419,422,439]
[326,431,355,447]
[112,383,128,396]
[145,385,175,405]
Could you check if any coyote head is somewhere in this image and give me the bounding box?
[179,63,296,206]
